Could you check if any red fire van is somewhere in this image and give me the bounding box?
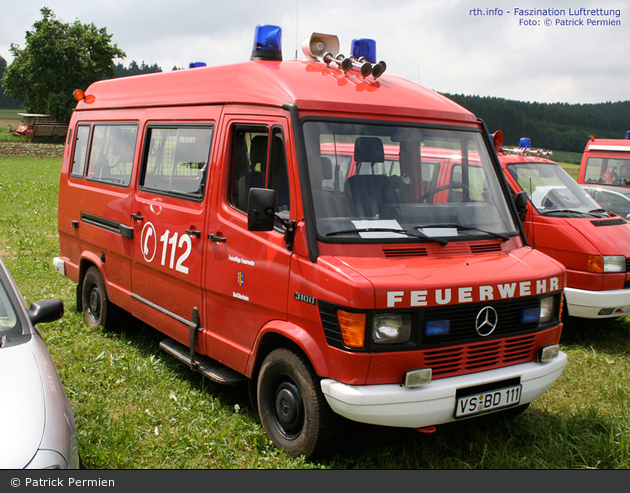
[54,25,567,458]
[578,133,630,188]
[494,133,630,319]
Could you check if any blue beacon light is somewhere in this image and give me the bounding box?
[250,24,283,61]
[351,38,377,63]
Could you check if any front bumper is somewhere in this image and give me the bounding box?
[564,286,630,318]
[320,352,567,428]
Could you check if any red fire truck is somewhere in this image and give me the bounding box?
[54,25,567,458]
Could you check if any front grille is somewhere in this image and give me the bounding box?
[425,334,536,377]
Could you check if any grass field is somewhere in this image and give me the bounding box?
[1,140,630,469]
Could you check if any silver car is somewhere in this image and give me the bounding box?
[0,258,79,469]
[582,184,630,220]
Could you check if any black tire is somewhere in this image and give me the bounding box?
[81,266,110,329]
[257,348,334,459]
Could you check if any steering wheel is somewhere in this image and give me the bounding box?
[418,182,470,203]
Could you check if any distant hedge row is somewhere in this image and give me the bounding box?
[444,93,630,153]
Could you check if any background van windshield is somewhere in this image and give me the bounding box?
[508,162,601,214]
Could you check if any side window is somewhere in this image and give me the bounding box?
[229,126,269,212]
[269,127,290,216]
[229,125,291,217]
[141,126,213,198]
[71,125,90,178]
[86,124,138,186]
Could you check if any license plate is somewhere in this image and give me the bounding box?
[455,384,522,418]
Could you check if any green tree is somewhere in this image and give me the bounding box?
[1,7,125,121]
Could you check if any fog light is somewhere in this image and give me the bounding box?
[404,368,432,388]
[540,344,559,362]
[598,308,616,316]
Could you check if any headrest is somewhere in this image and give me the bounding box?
[320,157,333,180]
[354,137,385,163]
[250,135,268,165]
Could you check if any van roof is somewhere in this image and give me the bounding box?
[75,59,476,125]
[585,138,630,152]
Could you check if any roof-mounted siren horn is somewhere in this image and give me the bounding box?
[250,24,283,61]
[302,32,340,61]
[351,38,387,78]
[491,130,505,153]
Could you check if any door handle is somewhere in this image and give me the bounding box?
[208,233,226,243]
[131,213,144,220]
[186,229,201,238]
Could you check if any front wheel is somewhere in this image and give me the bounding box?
[257,348,334,459]
[81,266,110,329]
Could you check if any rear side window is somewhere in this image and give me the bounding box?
[70,125,91,178]
[86,124,138,186]
[140,126,213,199]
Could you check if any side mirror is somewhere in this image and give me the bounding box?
[28,299,64,325]
[247,188,277,231]
[514,191,528,221]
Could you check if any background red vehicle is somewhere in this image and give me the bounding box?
[54,25,567,458]
[492,132,630,319]
[578,133,630,187]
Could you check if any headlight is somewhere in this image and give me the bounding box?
[587,255,626,273]
[540,295,555,323]
[372,314,411,344]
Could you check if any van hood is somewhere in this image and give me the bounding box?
[325,245,565,309]
[0,344,46,468]
[566,217,630,256]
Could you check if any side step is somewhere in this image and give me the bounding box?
[159,338,246,386]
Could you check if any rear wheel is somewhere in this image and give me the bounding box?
[257,348,334,459]
[82,266,110,329]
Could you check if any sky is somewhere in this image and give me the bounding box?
[1,0,628,104]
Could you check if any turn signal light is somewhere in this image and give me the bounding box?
[337,310,366,348]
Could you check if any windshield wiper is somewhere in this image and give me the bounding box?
[415,223,511,242]
[541,209,607,218]
[326,228,449,246]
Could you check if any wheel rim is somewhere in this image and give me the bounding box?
[273,379,304,439]
[87,285,101,322]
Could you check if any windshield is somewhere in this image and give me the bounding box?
[582,157,630,187]
[303,121,518,242]
[0,277,20,346]
[507,162,603,215]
